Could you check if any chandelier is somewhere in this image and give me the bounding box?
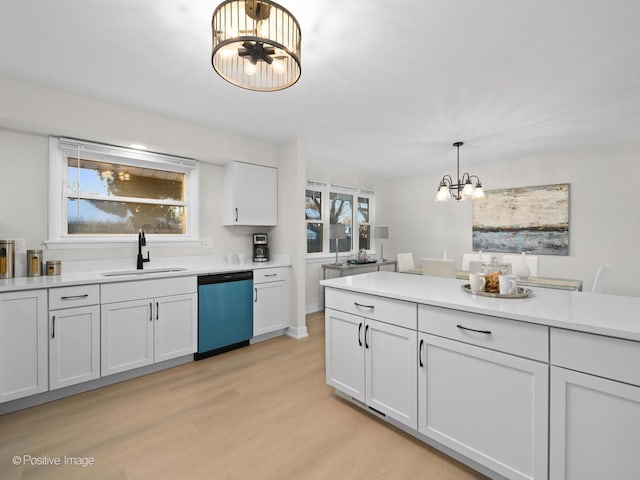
[211,0,301,91]
[435,141,485,202]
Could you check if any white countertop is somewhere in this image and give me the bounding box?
[321,271,640,342]
[0,255,291,293]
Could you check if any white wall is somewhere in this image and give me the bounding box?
[305,160,391,313]
[0,76,280,263]
[271,140,307,337]
[386,143,640,296]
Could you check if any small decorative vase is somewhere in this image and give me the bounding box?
[515,252,531,280]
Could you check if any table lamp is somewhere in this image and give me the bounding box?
[330,224,347,265]
[374,226,389,261]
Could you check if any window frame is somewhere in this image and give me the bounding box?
[305,181,376,259]
[47,137,200,247]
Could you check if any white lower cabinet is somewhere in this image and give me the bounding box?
[101,277,197,377]
[550,367,640,480]
[0,290,48,402]
[49,305,100,390]
[49,285,101,390]
[253,267,289,337]
[417,304,549,480]
[325,307,417,429]
[418,334,549,480]
[549,328,640,479]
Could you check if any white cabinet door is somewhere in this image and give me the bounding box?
[49,305,100,390]
[254,281,288,336]
[101,299,154,376]
[223,161,278,226]
[325,308,365,403]
[419,334,548,480]
[154,293,197,362]
[366,318,417,429]
[550,366,640,480]
[0,290,48,402]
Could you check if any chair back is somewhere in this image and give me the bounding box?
[462,253,486,271]
[592,263,612,294]
[502,254,539,277]
[396,253,415,272]
[422,258,457,278]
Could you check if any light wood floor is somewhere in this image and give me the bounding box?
[1,312,486,480]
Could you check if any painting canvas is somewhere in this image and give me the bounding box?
[472,183,569,255]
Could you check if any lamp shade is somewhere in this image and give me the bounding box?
[211,0,301,91]
[374,226,389,240]
[329,223,347,240]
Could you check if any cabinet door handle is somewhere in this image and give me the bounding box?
[149,302,153,322]
[60,294,89,300]
[254,287,258,303]
[419,339,424,367]
[354,302,375,310]
[52,315,56,339]
[235,208,239,222]
[364,324,370,349]
[156,301,159,320]
[456,324,492,335]
[358,322,363,347]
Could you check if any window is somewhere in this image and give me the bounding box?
[306,181,374,256]
[48,137,199,245]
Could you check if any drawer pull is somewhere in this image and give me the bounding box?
[456,324,492,335]
[419,339,424,367]
[358,322,363,347]
[264,273,278,277]
[354,302,375,310]
[60,294,89,300]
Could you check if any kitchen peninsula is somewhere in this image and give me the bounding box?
[320,271,640,480]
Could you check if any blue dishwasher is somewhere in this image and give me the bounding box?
[195,271,253,360]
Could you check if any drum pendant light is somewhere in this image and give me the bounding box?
[211,0,301,91]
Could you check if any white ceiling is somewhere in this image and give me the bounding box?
[1,0,639,177]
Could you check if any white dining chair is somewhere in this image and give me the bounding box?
[422,258,457,278]
[502,254,539,277]
[396,253,415,272]
[592,263,612,294]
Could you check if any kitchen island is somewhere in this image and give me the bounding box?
[320,271,640,480]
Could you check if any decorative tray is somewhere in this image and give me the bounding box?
[461,284,533,299]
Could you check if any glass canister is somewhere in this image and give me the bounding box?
[0,240,15,279]
[27,249,43,277]
[46,260,62,276]
[481,256,512,275]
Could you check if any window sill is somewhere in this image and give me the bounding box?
[44,237,203,249]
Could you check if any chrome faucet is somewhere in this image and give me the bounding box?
[137,229,150,270]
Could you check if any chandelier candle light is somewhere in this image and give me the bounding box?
[211,0,301,91]
[435,142,486,202]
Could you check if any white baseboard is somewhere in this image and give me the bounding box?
[287,325,309,339]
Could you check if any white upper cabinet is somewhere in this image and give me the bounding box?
[223,161,278,226]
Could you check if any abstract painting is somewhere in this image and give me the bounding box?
[472,183,569,255]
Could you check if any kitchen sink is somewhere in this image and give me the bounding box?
[101,267,187,277]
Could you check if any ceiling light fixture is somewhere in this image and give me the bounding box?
[435,142,486,202]
[211,0,301,92]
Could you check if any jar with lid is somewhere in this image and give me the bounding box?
[0,240,15,279]
[27,249,43,277]
[481,256,511,275]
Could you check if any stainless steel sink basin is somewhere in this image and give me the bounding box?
[101,267,187,277]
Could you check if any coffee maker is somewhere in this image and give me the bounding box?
[253,233,269,262]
